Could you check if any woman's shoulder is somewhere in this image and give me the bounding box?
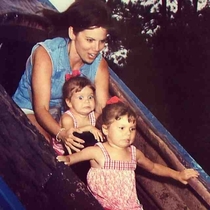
[32,37,69,54]
[43,37,68,44]
[41,37,69,49]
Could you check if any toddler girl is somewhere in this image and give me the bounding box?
[57,98,199,209]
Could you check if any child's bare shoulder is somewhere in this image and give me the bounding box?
[61,113,73,123]
[86,144,102,152]
[82,145,103,159]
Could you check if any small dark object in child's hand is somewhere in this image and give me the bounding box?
[73,131,98,148]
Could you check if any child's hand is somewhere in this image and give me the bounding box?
[56,155,71,165]
[178,169,199,185]
[90,127,104,142]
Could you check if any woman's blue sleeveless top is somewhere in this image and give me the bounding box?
[12,37,102,110]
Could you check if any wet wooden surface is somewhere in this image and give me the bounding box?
[0,84,103,210]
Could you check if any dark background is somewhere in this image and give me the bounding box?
[106,1,210,175]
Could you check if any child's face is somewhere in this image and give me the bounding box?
[104,115,136,148]
[66,86,95,115]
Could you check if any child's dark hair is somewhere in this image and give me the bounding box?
[62,76,95,110]
[101,101,137,126]
[43,0,113,37]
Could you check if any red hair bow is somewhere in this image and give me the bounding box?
[65,70,81,81]
[106,96,122,104]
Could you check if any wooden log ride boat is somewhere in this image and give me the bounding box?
[0,1,210,209]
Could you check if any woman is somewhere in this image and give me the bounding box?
[12,0,113,152]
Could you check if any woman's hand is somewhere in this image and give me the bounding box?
[61,128,85,153]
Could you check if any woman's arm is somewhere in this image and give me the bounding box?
[136,149,199,184]
[32,46,62,137]
[31,47,84,149]
[94,58,109,117]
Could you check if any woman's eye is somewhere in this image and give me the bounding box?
[101,39,107,44]
[87,38,94,43]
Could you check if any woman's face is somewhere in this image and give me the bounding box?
[72,27,108,64]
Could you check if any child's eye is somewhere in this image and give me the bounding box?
[130,127,136,131]
[88,95,94,100]
[119,127,124,130]
[78,96,84,100]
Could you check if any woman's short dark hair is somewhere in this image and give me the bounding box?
[43,0,113,37]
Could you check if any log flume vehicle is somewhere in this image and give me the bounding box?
[0,1,210,209]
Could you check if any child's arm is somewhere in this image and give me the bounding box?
[56,146,99,165]
[136,149,199,185]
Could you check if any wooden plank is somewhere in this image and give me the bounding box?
[0,84,103,210]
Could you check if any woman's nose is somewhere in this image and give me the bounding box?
[93,42,104,52]
[93,43,100,51]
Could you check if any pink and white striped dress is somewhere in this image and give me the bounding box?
[52,110,96,155]
[87,142,143,210]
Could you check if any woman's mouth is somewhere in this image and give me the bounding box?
[88,53,97,59]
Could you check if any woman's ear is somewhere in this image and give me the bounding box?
[65,98,72,109]
[68,26,76,40]
[102,125,108,136]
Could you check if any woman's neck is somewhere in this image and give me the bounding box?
[68,42,84,70]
